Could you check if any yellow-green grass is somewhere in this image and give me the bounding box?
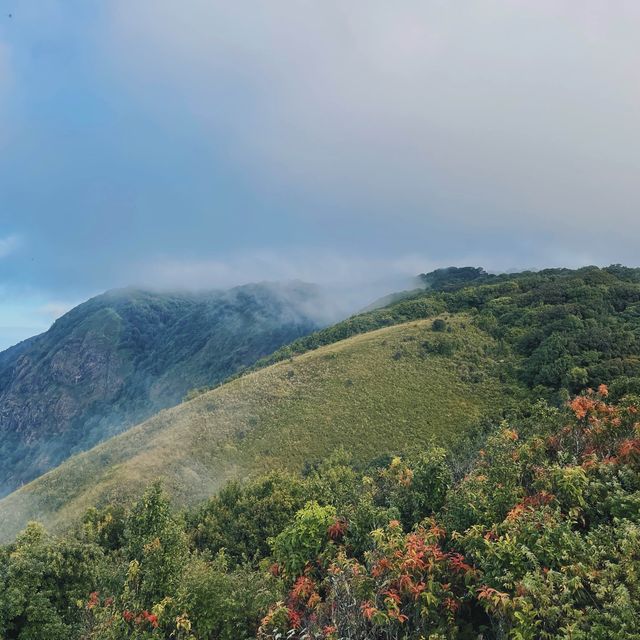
[0,315,509,542]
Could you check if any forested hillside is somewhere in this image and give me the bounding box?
[0,282,322,496]
[251,265,640,400]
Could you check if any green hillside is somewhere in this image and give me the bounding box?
[247,265,640,399]
[0,282,322,497]
[5,264,640,542]
[0,314,512,542]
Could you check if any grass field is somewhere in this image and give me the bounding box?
[0,314,515,542]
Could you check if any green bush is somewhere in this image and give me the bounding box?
[269,501,337,578]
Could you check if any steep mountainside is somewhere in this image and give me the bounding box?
[0,314,512,541]
[0,282,322,496]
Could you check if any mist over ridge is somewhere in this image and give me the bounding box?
[0,280,330,497]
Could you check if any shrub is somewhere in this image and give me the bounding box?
[432,318,448,332]
[269,502,337,578]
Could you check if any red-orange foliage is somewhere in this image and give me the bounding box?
[506,491,555,522]
[288,608,302,630]
[570,396,597,420]
[327,518,348,541]
[444,596,461,613]
[477,586,510,612]
[290,576,316,602]
[361,600,377,620]
[371,557,391,577]
[618,438,640,463]
[145,612,159,629]
[448,552,474,575]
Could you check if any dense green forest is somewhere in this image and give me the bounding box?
[3,266,640,638]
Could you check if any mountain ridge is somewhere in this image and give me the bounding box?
[0,281,325,496]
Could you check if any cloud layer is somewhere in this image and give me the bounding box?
[1,2,640,347]
[105,1,640,236]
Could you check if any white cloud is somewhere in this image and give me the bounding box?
[136,250,431,289]
[103,0,640,246]
[131,245,617,321]
[132,249,437,318]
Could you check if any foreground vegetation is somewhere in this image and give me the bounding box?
[1,386,638,639]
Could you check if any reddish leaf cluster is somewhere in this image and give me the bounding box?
[361,600,377,621]
[556,385,640,462]
[287,608,302,630]
[327,518,348,541]
[371,557,391,577]
[570,396,598,420]
[122,609,158,629]
[477,586,511,613]
[618,438,640,463]
[506,491,555,522]
[290,575,316,602]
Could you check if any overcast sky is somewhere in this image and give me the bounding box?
[1,1,640,349]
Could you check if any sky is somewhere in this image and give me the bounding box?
[1,1,640,349]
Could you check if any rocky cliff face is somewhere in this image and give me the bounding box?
[0,282,322,496]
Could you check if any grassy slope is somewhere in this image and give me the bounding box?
[0,314,513,542]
